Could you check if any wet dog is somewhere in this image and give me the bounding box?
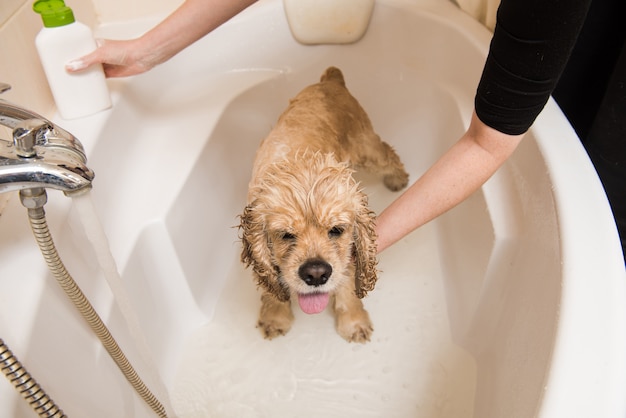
[239,67,408,342]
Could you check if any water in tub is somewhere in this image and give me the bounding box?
[170,178,477,417]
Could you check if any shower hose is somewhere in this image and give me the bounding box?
[0,338,66,417]
[1,188,168,418]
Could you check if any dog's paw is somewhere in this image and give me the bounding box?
[257,317,293,340]
[383,170,409,192]
[336,311,373,343]
[257,293,294,340]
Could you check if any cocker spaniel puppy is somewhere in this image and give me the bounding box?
[239,67,409,343]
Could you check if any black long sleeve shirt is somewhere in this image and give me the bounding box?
[475,0,592,135]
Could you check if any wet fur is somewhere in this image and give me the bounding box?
[239,67,408,343]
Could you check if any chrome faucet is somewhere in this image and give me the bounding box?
[0,83,94,196]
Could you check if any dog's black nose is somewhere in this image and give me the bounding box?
[298,259,332,286]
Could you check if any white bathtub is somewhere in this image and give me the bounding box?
[1,0,625,417]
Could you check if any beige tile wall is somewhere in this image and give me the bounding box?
[0,0,25,26]
[454,0,499,30]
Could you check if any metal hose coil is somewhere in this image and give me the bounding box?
[1,338,67,417]
[27,207,167,418]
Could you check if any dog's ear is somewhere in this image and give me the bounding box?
[239,202,290,302]
[352,192,378,298]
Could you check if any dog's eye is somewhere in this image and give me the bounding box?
[328,226,344,238]
[280,232,296,241]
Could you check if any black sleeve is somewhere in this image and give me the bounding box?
[475,0,592,135]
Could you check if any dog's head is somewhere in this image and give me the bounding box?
[239,152,378,312]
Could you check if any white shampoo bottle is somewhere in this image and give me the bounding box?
[33,0,111,119]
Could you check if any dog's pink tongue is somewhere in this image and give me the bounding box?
[297,292,330,314]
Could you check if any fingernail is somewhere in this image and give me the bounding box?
[65,59,86,71]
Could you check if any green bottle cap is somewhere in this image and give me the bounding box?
[33,0,76,28]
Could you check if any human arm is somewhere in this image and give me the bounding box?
[66,0,258,77]
[376,0,593,253]
[375,111,523,253]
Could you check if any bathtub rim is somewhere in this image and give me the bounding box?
[531,99,626,418]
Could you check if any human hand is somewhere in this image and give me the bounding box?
[65,38,160,78]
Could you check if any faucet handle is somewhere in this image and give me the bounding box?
[13,119,52,158]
